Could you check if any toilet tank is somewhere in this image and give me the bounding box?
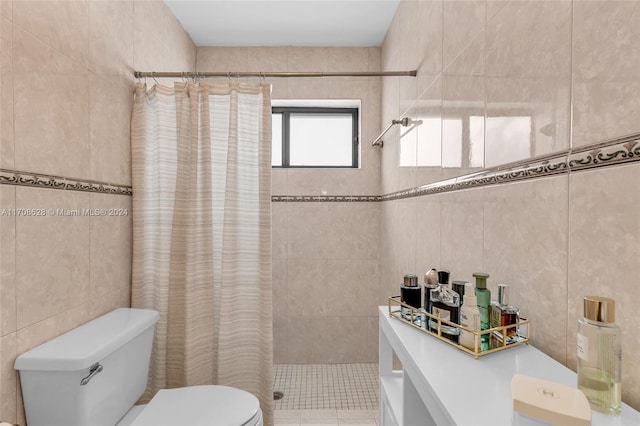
[14,308,160,426]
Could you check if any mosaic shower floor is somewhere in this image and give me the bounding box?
[273,363,379,411]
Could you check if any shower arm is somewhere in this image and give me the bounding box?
[370,117,419,148]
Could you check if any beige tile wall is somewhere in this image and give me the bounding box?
[196,47,382,364]
[0,1,196,423]
[380,0,640,411]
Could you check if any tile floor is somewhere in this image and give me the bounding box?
[274,409,379,426]
[273,364,379,411]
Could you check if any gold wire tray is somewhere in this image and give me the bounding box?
[388,296,530,359]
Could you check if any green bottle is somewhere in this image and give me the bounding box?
[473,273,491,351]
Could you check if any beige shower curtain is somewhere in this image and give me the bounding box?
[131,81,273,425]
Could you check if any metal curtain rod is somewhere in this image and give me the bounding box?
[134,70,417,78]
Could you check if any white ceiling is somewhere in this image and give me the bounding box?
[164,0,400,47]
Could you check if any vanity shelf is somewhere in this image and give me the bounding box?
[388,296,530,358]
[378,306,639,426]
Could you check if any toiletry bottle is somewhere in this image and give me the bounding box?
[452,281,467,306]
[490,284,519,347]
[472,272,491,351]
[400,274,421,321]
[429,270,460,342]
[577,296,621,415]
[459,282,480,350]
[423,268,439,329]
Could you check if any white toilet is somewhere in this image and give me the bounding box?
[14,308,263,426]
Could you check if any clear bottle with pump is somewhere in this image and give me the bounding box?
[490,284,520,348]
[429,270,460,342]
[472,272,491,351]
[577,296,621,415]
[459,282,480,350]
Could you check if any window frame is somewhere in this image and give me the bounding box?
[272,106,359,168]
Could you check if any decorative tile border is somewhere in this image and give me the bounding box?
[272,195,382,202]
[3,133,637,201]
[272,132,640,202]
[0,169,132,196]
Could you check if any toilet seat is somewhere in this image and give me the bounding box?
[129,385,262,426]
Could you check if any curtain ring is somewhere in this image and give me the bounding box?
[260,72,266,84]
[151,72,159,85]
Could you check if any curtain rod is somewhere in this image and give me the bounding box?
[134,70,417,78]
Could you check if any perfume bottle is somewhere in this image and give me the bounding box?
[472,272,491,351]
[577,296,621,415]
[452,281,467,306]
[490,284,519,347]
[400,274,421,321]
[423,268,439,329]
[429,270,460,342]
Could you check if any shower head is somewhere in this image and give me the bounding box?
[370,117,423,148]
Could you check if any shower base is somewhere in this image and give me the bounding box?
[273,363,379,410]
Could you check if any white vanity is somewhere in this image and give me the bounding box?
[378,307,639,425]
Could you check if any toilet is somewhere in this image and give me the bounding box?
[14,308,263,426]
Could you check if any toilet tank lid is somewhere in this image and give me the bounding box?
[14,308,160,372]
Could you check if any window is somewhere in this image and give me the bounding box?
[272,107,359,168]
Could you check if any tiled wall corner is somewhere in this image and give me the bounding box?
[0,0,196,422]
[381,0,640,412]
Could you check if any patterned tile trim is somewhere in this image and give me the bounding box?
[272,132,640,202]
[271,195,382,202]
[568,135,640,172]
[0,169,132,196]
[3,134,637,200]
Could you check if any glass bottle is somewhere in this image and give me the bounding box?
[452,281,467,306]
[422,268,439,330]
[472,272,491,351]
[577,296,621,415]
[490,284,519,348]
[400,274,421,322]
[429,270,460,342]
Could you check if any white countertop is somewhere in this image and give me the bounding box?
[378,307,639,426]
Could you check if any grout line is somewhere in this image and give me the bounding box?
[565,0,575,369]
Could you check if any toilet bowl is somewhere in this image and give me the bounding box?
[14,308,263,426]
[118,386,262,426]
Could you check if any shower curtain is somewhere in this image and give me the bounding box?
[131,81,273,425]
